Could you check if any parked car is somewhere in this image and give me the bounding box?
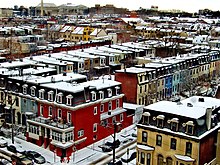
[108,159,123,165]
[11,154,32,165]
[105,139,121,149]
[121,149,136,163]
[7,145,17,153]
[0,137,8,148]
[98,144,112,152]
[25,151,46,164]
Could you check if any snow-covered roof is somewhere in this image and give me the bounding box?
[72,27,84,34]
[100,108,126,120]
[145,96,220,119]
[41,79,121,93]
[60,26,71,33]
[123,103,144,110]
[115,67,154,74]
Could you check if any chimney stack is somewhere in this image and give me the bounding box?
[206,108,212,130]
[41,0,43,16]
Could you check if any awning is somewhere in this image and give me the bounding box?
[175,154,194,162]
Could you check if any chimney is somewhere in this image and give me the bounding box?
[41,0,43,16]
[206,108,212,130]
[216,130,220,165]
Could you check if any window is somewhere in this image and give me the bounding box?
[78,129,84,137]
[112,116,116,123]
[107,89,112,97]
[39,89,45,99]
[115,86,120,95]
[142,131,148,142]
[185,142,192,156]
[147,153,151,165]
[120,113,123,122]
[52,131,62,142]
[22,84,28,94]
[67,112,71,123]
[29,125,39,135]
[93,123,97,132]
[15,97,19,106]
[48,106,52,116]
[140,86,142,93]
[57,93,63,103]
[108,101,112,111]
[99,91,104,99]
[58,109,62,118]
[157,155,163,165]
[48,91,54,101]
[66,94,73,106]
[65,132,73,142]
[91,91,96,101]
[8,95,12,104]
[186,121,194,134]
[116,99,120,108]
[157,115,164,128]
[171,118,179,131]
[100,104,104,112]
[156,135,162,146]
[40,104,43,116]
[94,106,97,115]
[170,138,177,150]
[31,86,36,96]
[141,152,145,164]
[166,157,172,165]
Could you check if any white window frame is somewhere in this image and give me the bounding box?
[78,129,84,137]
[116,99,120,108]
[40,104,43,116]
[48,91,54,101]
[91,91,96,101]
[39,89,45,99]
[99,91,104,99]
[112,116,116,124]
[56,92,63,103]
[107,88,112,97]
[120,113,123,122]
[22,84,28,94]
[48,106,52,117]
[100,104,104,112]
[58,109,62,118]
[115,86,120,95]
[67,112,71,123]
[30,86,36,96]
[94,106,97,115]
[108,101,112,111]
[66,94,73,106]
[93,123,97,132]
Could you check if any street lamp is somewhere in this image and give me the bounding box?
[112,122,122,165]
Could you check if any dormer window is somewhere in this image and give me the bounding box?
[107,88,112,97]
[39,89,45,99]
[66,94,73,106]
[22,84,28,94]
[30,86,36,96]
[115,86,120,95]
[156,115,165,128]
[89,91,96,101]
[186,121,194,134]
[170,118,179,131]
[99,91,104,99]
[142,112,150,124]
[48,91,54,101]
[57,92,63,103]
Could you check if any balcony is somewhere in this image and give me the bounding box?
[27,116,74,131]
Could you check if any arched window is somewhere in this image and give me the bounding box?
[157,154,163,165]
[166,157,172,165]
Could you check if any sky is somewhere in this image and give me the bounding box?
[0,0,219,13]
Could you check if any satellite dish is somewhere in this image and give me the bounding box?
[196,119,205,126]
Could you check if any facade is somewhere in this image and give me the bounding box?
[136,96,220,165]
[23,79,132,161]
[35,3,58,16]
[58,3,88,15]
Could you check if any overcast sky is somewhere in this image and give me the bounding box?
[1,0,219,12]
